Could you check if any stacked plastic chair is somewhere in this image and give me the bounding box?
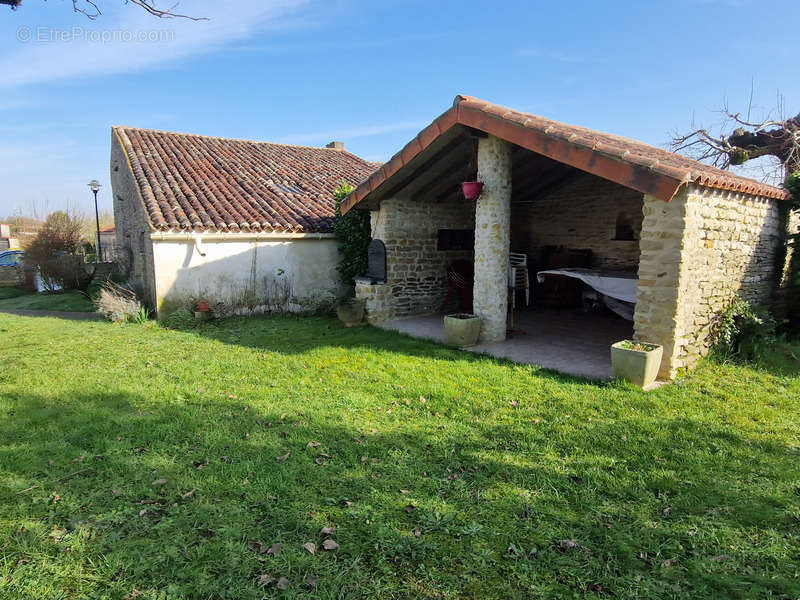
[508,252,530,306]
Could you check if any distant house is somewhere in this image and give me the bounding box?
[110,127,376,316]
[98,225,117,259]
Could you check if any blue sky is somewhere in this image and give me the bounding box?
[1,0,798,218]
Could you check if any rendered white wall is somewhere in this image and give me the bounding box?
[151,237,342,315]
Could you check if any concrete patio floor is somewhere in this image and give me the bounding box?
[377,308,634,379]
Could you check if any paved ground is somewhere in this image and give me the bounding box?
[0,309,102,320]
[378,308,634,379]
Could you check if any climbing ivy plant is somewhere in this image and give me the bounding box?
[331,182,371,290]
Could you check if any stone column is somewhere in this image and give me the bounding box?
[473,135,512,342]
[633,192,687,379]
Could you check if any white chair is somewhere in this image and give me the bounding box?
[508,252,530,306]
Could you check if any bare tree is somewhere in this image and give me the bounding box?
[671,95,800,178]
[2,0,207,20]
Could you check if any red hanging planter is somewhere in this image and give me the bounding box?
[461,181,484,200]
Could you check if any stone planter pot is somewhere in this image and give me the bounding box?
[611,340,663,389]
[444,313,482,347]
[336,298,366,327]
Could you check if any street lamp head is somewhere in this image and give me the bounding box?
[88,179,102,192]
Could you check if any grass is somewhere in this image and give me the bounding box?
[1,313,799,599]
[0,286,95,312]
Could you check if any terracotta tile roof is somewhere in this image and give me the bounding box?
[114,126,378,233]
[342,95,788,214]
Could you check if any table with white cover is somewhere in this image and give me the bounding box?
[535,268,638,320]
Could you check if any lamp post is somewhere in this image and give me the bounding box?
[88,180,102,263]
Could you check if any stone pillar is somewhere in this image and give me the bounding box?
[473,135,512,342]
[633,192,687,379]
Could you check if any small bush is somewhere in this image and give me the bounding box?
[95,281,146,323]
[161,309,195,329]
[712,298,777,361]
[25,211,92,291]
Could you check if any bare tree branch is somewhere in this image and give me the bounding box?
[4,0,207,19]
[671,98,800,177]
[126,0,208,20]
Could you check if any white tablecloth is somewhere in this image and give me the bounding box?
[536,268,637,303]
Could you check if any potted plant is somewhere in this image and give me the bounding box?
[444,313,482,347]
[194,300,212,321]
[461,181,484,200]
[336,297,366,327]
[610,340,663,389]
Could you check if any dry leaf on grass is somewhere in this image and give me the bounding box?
[276,452,290,462]
[661,558,677,568]
[302,542,316,554]
[556,539,579,550]
[304,576,318,588]
[320,526,337,535]
[306,441,321,448]
[404,504,416,513]
[266,543,282,556]
[322,539,339,551]
[276,577,290,590]
[152,478,168,486]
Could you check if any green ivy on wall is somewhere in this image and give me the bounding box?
[331,182,371,291]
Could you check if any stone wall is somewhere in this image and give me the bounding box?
[358,194,475,322]
[0,266,23,288]
[675,186,786,369]
[110,130,157,308]
[511,174,643,269]
[635,186,788,378]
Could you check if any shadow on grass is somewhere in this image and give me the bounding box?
[2,387,799,599]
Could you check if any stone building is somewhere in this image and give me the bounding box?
[342,95,797,379]
[110,127,376,317]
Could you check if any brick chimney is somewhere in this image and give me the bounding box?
[326,141,345,150]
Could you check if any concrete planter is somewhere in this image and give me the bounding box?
[444,313,482,347]
[336,298,366,327]
[611,340,663,389]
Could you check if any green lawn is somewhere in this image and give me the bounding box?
[0,287,95,312]
[1,314,799,599]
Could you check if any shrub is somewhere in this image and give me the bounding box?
[712,298,777,361]
[331,182,370,290]
[25,211,93,291]
[95,281,147,323]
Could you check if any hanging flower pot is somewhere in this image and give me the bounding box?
[461,181,484,200]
